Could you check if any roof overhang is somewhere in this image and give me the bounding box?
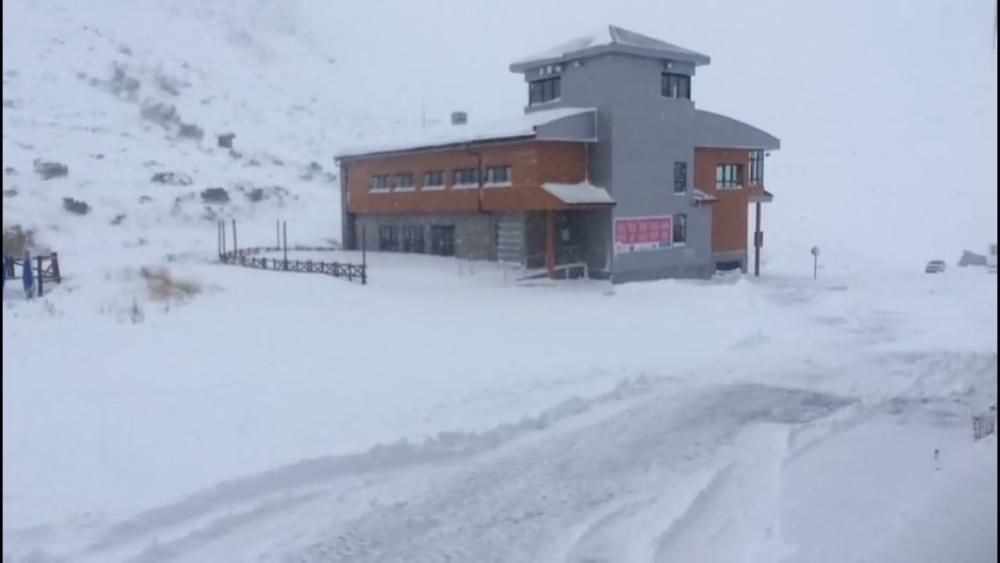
[749,190,775,203]
[692,189,718,205]
[510,25,710,72]
[693,110,780,151]
[542,182,616,206]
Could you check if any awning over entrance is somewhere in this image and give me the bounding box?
[692,189,718,204]
[541,182,615,206]
[749,189,774,204]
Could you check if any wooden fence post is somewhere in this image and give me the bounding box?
[221,220,227,257]
[36,255,44,297]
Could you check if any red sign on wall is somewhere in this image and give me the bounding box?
[614,216,673,254]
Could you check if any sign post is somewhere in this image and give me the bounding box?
[811,246,820,280]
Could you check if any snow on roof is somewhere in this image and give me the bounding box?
[512,25,710,69]
[337,107,595,159]
[692,189,718,203]
[542,182,615,205]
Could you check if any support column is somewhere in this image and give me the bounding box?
[753,202,762,277]
[545,210,556,278]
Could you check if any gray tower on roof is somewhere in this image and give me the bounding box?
[510,25,716,280]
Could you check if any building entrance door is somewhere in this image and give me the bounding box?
[430,225,456,256]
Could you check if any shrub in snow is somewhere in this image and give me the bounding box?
[33,160,68,180]
[4,188,18,198]
[139,195,153,203]
[2,226,37,255]
[958,250,987,267]
[139,100,179,128]
[200,187,229,203]
[140,267,201,302]
[155,72,185,96]
[128,300,144,324]
[62,197,91,215]
[150,172,193,186]
[178,123,204,141]
[4,166,15,175]
[109,64,140,99]
[110,214,126,226]
[245,187,266,202]
[118,45,132,56]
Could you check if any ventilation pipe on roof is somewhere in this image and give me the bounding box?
[451,111,468,126]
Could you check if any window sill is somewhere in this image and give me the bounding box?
[525,98,563,109]
[421,185,445,192]
[484,182,511,189]
[393,187,415,193]
[370,188,391,194]
[453,184,480,190]
[716,185,744,191]
[674,190,687,196]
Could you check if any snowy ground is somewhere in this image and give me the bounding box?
[3,256,997,562]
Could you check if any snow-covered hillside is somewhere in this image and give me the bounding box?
[3,0,998,562]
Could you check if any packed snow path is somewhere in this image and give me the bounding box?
[9,349,993,563]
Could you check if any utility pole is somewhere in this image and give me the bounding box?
[753,202,762,277]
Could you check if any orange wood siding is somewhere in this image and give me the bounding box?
[694,148,769,253]
[344,141,588,214]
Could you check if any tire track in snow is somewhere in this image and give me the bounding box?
[276,385,852,563]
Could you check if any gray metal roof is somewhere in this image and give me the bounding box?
[692,110,781,150]
[510,25,710,71]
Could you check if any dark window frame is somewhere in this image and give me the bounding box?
[749,150,764,186]
[452,167,480,186]
[673,213,687,245]
[378,225,399,251]
[371,174,391,191]
[393,173,414,189]
[661,73,691,100]
[423,170,445,187]
[485,165,512,185]
[401,225,425,253]
[715,163,744,189]
[528,77,561,105]
[430,225,456,256]
[673,161,688,193]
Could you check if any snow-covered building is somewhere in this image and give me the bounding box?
[336,25,779,281]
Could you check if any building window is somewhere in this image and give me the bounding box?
[661,73,691,100]
[453,167,480,187]
[673,161,687,193]
[715,164,743,189]
[749,150,764,186]
[673,214,687,245]
[378,225,398,251]
[529,77,561,105]
[485,165,511,186]
[371,174,391,191]
[423,170,445,188]
[393,173,414,190]
[401,225,425,253]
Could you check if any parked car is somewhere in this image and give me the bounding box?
[925,260,946,274]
